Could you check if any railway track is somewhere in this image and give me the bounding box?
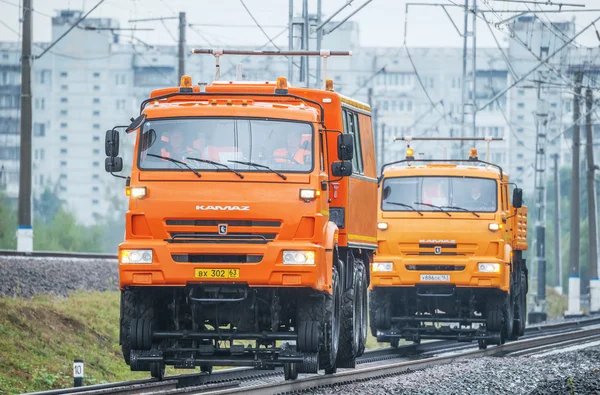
[23,317,600,395]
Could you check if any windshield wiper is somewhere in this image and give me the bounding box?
[414,202,452,217]
[385,201,424,216]
[146,154,201,178]
[227,160,287,180]
[187,157,244,179]
[441,206,480,218]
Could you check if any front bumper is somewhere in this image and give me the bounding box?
[118,240,331,292]
[370,255,509,291]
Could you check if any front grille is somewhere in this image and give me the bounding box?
[172,254,263,263]
[406,265,465,271]
[417,252,462,256]
[166,219,281,227]
[170,232,276,241]
[167,234,273,244]
[419,243,457,249]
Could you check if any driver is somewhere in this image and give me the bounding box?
[467,182,493,210]
[161,129,197,161]
[273,133,309,165]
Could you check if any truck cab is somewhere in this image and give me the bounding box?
[105,69,376,380]
[371,147,528,349]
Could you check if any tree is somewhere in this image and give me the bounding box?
[0,193,17,249]
[34,185,64,223]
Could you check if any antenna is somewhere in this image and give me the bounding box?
[393,136,504,162]
[190,48,352,88]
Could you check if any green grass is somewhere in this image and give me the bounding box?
[0,291,399,394]
[0,292,154,394]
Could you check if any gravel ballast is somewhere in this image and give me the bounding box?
[0,255,118,297]
[315,346,600,395]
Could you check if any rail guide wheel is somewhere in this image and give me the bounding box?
[284,362,298,381]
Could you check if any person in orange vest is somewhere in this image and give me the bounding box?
[273,133,310,165]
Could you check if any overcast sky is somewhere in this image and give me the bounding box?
[0,0,599,49]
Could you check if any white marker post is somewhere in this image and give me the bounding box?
[73,359,84,387]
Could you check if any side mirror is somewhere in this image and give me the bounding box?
[512,187,523,208]
[105,156,123,173]
[332,161,353,177]
[105,129,120,157]
[126,113,146,133]
[337,134,354,161]
[141,129,157,151]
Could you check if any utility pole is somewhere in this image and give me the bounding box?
[315,0,322,88]
[586,87,600,313]
[17,0,33,252]
[288,0,294,82]
[178,12,186,80]
[552,153,562,294]
[459,0,477,157]
[566,71,583,317]
[380,123,386,167]
[528,61,549,324]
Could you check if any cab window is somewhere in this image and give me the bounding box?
[342,108,364,174]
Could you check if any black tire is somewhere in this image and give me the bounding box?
[485,297,503,332]
[297,266,341,372]
[120,289,154,366]
[200,365,212,374]
[150,362,165,380]
[368,289,379,337]
[519,290,527,336]
[356,263,368,356]
[503,294,514,341]
[391,337,400,348]
[284,363,298,381]
[337,266,360,365]
[478,339,488,350]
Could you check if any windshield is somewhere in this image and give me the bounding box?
[381,176,498,213]
[138,118,314,173]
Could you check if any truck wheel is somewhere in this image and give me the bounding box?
[284,362,298,381]
[297,266,341,373]
[503,294,514,341]
[150,362,165,380]
[200,365,213,374]
[356,263,368,356]
[368,289,379,337]
[336,265,360,366]
[391,337,400,348]
[120,289,154,365]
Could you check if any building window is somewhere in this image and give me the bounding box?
[60,97,68,103]
[60,161,67,166]
[93,98,100,104]
[60,186,67,192]
[60,148,67,154]
[60,110,68,116]
[40,148,45,159]
[92,186,99,192]
[0,147,19,160]
[93,123,100,129]
[93,136,100,142]
[93,85,100,91]
[518,89,525,96]
[33,123,45,137]
[517,128,524,133]
[92,199,99,205]
[92,174,99,180]
[93,72,100,78]
[60,71,68,77]
[517,153,524,159]
[517,115,524,121]
[93,110,100,116]
[60,122,68,129]
[517,102,525,109]
[34,98,45,110]
[60,85,68,91]
[516,166,524,172]
[60,174,67,180]
[93,148,100,154]
[93,161,100,167]
[40,174,44,185]
[407,100,413,112]
[551,102,558,108]
[60,135,67,141]
[116,99,127,110]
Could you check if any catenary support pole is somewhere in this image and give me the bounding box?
[566,71,583,317]
[17,0,33,252]
[586,87,600,313]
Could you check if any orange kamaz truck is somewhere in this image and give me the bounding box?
[104,49,377,380]
[371,141,528,349]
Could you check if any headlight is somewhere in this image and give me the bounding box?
[126,187,147,199]
[377,222,388,230]
[283,250,315,265]
[299,189,319,200]
[372,262,393,272]
[121,249,153,264]
[488,223,503,231]
[478,263,500,273]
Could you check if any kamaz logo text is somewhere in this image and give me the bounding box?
[420,239,456,244]
[196,205,250,211]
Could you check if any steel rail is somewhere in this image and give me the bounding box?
[200,326,600,395]
[0,250,117,259]
[22,317,600,395]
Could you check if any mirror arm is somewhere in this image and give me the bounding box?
[110,172,127,180]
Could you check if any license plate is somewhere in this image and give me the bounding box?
[420,274,450,282]
[195,268,240,279]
